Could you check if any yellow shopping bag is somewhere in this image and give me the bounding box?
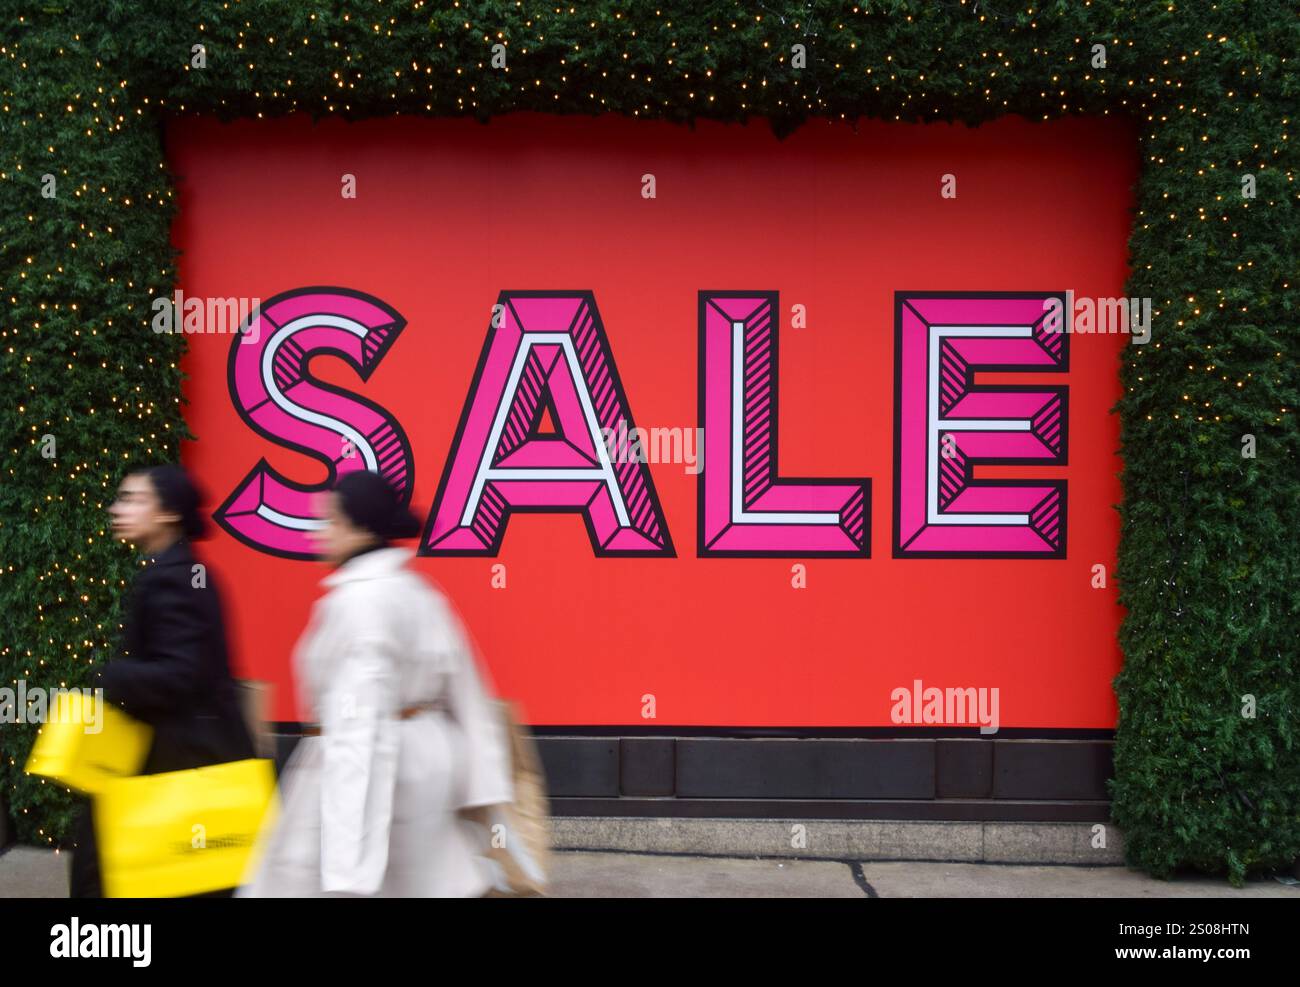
[24,690,152,795]
[94,758,279,898]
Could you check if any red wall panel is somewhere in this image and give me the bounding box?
[167,111,1136,728]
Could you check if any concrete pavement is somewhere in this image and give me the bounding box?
[550,852,1299,897]
[3,844,1296,898]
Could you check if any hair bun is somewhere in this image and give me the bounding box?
[146,464,209,539]
[334,470,420,542]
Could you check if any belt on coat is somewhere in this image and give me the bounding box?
[299,698,447,737]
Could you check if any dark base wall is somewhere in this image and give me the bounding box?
[270,728,1114,823]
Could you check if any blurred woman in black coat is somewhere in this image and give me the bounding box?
[68,464,254,897]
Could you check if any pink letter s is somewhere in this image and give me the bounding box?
[216,287,414,559]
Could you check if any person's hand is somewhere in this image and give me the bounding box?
[457,804,496,828]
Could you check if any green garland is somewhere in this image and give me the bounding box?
[1,1,1295,885]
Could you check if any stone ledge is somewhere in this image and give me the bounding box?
[550,817,1126,865]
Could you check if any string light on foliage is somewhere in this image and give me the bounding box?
[0,0,1295,878]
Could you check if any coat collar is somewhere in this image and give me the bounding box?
[322,546,413,587]
[143,538,194,568]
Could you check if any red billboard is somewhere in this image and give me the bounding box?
[167,111,1136,728]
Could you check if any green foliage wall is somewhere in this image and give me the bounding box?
[1,1,1295,883]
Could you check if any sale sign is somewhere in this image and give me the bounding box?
[167,111,1137,728]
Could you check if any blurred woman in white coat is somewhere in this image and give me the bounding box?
[240,471,513,897]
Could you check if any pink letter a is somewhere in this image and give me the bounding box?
[422,292,673,557]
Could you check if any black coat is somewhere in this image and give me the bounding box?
[69,539,255,897]
[101,539,255,773]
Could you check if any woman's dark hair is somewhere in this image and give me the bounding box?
[333,470,420,542]
[140,464,209,539]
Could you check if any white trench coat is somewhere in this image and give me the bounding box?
[239,547,514,897]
